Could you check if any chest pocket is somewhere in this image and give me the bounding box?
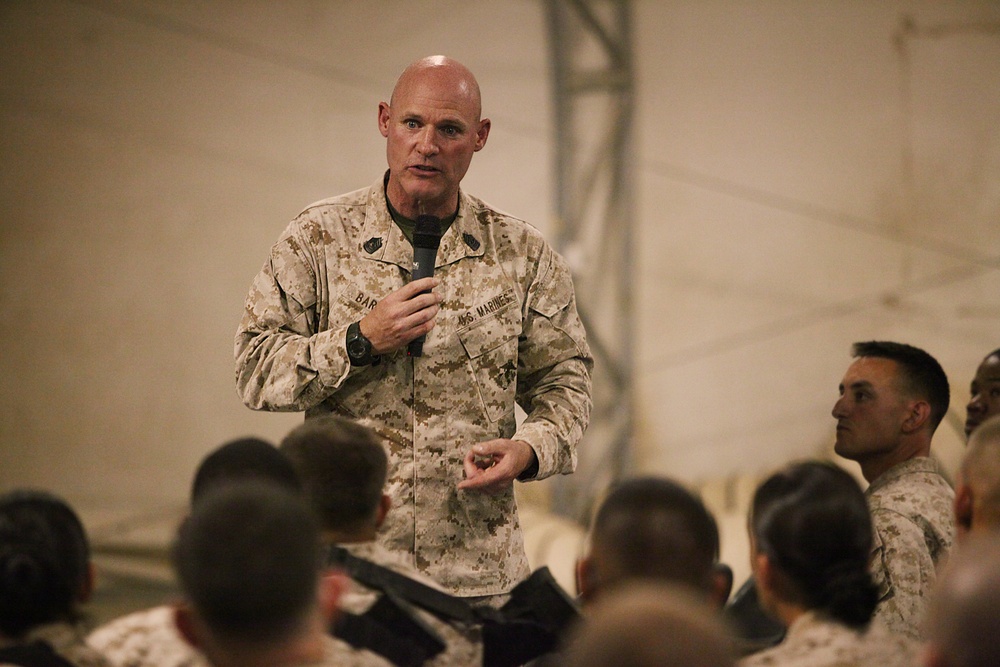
[457,305,521,422]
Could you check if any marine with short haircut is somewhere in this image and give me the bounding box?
[954,414,1000,540]
[831,340,954,640]
[921,532,1000,667]
[279,415,481,666]
[964,347,1000,439]
[561,581,736,667]
[171,482,345,667]
[87,438,309,667]
[576,476,730,607]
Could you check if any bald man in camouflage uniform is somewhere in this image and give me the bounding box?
[235,56,592,599]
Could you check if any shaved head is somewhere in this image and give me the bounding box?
[391,55,483,120]
[379,55,490,219]
[959,415,1000,534]
[923,533,1000,667]
[562,582,735,667]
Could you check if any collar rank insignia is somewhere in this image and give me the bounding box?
[363,237,383,254]
[463,233,481,251]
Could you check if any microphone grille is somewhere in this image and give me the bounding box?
[413,215,443,249]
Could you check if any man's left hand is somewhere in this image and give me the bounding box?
[458,439,536,495]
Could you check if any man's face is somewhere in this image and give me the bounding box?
[832,356,911,462]
[378,66,489,219]
[966,354,1000,439]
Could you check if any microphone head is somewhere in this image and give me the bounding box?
[413,215,443,249]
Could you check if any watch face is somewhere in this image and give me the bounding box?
[348,339,367,358]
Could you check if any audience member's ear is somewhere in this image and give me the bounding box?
[375,494,392,529]
[753,553,774,595]
[78,562,96,603]
[921,644,947,667]
[173,603,201,649]
[710,562,734,609]
[576,556,597,603]
[901,399,932,434]
[319,570,348,625]
[954,483,973,538]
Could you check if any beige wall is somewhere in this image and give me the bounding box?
[2,0,998,539]
[1,0,552,510]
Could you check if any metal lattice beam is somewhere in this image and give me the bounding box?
[545,0,636,523]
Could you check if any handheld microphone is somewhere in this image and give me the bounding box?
[407,215,443,357]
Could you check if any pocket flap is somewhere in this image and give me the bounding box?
[457,307,520,359]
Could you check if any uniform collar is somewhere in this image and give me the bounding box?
[866,456,942,493]
[359,173,486,272]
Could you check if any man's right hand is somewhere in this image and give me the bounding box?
[359,277,441,355]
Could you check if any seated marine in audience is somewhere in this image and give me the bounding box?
[953,414,1000,541]
[831,340,954,639]
[279,415,481,666]
[964,347,1000,440]
[739,460,917,667]
[171,481,346,667]
[574,476,731,608]
[87,437,303,667]
[921,532,1000,667]
[559,581,736,667]
[0,489,113,667]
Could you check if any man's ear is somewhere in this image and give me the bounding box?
[78,562,96,603]
[576,556,596,603]
[921,644,948,667]
[173,603,201,649]
[377,102,391,138]
[754,552,774,590]
[474,118,491,151]
[319,571,348,626]
[954,483,973,536]
[902,399,932,434]
[375,494,392,529]
[710,562,734,609]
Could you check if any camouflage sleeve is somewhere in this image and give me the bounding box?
[234,226,352,412]
[869,509,935,640]
[513,240,593,480]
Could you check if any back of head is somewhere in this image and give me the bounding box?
[962,415,1000,532]
[588,476,719,596]
[171,481,322,646]
[751,460,877,628]
[852,340,950,432]
[190,437,301,504]
[562,581,735,667]
[0,490,90,638]
[279,416,388,533]
[924,533,1000,667]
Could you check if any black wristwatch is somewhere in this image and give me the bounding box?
[346,321,379,367]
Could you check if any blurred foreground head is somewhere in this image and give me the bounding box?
[0,490,92,638]
[578,476,728,606]
[955,415,1000,539]
[561,581,735,667]
[922,532,1000,667]
[171,481,342,667]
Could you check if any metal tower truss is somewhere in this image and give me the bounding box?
[544,0,636,523]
